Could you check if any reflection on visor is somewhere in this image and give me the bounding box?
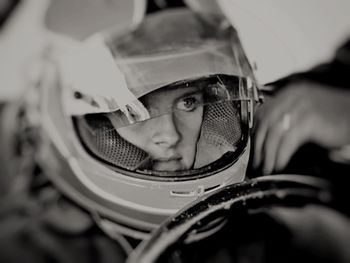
[109,74,253,129]
[75,74,252,175]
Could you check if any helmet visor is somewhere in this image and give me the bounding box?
[75,74,253,175]
[106,74,252,129]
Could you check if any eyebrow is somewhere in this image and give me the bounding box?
[178,89,202,98]
[174,86,203,99]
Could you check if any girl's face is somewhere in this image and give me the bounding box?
[113,86,204,172]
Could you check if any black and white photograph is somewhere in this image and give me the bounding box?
[0,0,349,262]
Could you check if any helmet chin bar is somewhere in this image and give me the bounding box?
[38,132,250,239]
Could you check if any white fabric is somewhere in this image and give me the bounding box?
[0,0,147,101]
[44,0,146,41]
[0,0,50,100]
[60,35,149,119]
[218,0,350,84]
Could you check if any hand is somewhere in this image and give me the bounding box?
[253,80,350,175]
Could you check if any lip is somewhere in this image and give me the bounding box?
[152,157,184,172]
[154,156,182,162]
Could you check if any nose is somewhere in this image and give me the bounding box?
[152,113,180,148]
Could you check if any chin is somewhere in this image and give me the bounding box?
[153,160,187,172]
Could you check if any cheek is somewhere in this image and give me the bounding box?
[117,124,151,151]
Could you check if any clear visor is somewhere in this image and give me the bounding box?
[107,74,252,129]
[63,38,257,117]
[75,74,254,175]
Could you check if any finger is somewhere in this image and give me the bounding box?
[261,102,306,174]
[274,113,311,172]
[252,90,300,168]
[253,101,285,168]
[252,114,269,168]
[253,84,304,131]
[261,114,288,175]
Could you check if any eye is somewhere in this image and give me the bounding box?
[176,94,202,112]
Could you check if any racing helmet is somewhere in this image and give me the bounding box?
[37,8,259,239]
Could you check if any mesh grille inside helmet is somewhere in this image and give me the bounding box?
[201,101,242,148]
[75,101,244,172]
[75,115,149,170]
